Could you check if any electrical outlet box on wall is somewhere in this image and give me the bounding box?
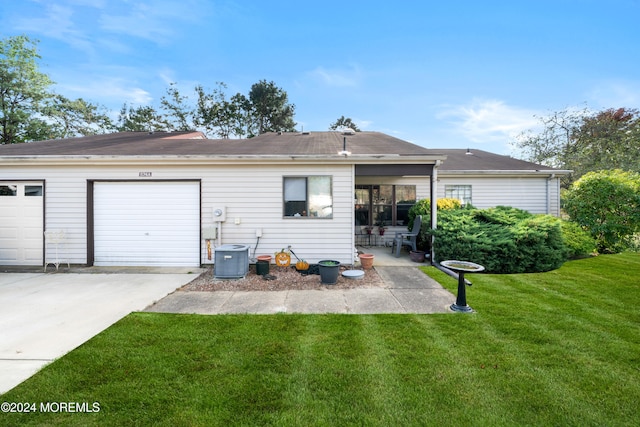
[202,227,217,239]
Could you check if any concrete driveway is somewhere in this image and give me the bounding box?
[0,272,196,394]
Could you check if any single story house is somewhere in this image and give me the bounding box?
[0,131,569,268]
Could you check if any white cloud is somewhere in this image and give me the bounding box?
[99,3,173,42]
[437,99,540,145]
[588,80,640,108]
[14,2,95,54]
[308,64,362,87]
[60,76,152,106]
[98,0,209,42]
[158,68,178,86]
[356,119,373,129]
[15,0,210,52]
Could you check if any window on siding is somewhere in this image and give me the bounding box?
[373,184,393,226]
[284,176,332,218]
[445,185,472,206]
[396,185,416,226]
[355,185,416,226]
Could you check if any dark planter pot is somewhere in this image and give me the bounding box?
[256,260,270,275]
[409,250,426,263]
[318,260,340,284]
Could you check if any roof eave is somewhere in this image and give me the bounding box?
[0,154,447,166]
[440,169,573,176]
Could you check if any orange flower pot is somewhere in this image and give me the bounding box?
[358,253,375,270]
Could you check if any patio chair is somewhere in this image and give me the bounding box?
[391,215,422,257]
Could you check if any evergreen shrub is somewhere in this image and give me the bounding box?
[428,206,568,273]
[407,198,462,251]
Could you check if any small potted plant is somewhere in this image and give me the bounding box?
[318,260,340,284]
[378,222,387,236]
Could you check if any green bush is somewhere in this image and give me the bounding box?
[560,220,596,259]
[563,169,640,253]
[428,206,568,273]
[407,198,462,250]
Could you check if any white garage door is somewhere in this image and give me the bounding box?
[94,181,200,267]
[0,182,44,266]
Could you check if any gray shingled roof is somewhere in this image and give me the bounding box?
[0,131,433,157]
[435,149,562,172]
[0,130,566,173]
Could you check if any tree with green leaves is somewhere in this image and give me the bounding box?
[573,108,640,174]
[194,83,249,138]
[161,79,296,138]
[329,116,361,131]
[563,169,640,253]
[0,35,54,144]
[247,79,296,136]
[116,103,171,132]
[160,82,193,131]
[44,95,114,138]
[514,106,640,187]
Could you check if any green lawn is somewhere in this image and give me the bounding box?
[2,253,639,426]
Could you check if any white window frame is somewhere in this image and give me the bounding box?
[283,176,333,218]
[445,184,472,206]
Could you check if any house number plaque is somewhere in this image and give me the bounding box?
[139,172,152,177]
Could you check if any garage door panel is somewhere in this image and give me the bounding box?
[0,183,44,266]
[94,182,200,267]
[23,248,43,262]
[0,227,18,239]
[0,249,19,263]
[24,227,43,239]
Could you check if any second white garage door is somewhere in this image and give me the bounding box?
[94,181,200,267]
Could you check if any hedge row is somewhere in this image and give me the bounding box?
[422,206,594,274]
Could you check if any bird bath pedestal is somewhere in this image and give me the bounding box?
[441,260,485,313]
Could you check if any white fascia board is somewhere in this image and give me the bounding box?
[0,154,447,166]
[440,169,572,177]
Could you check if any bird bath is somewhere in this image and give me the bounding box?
[441,260,485,313]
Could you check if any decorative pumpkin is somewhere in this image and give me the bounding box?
[275,249,291,267]
[296,260,309,271]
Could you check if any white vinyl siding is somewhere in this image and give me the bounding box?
[360,175,561,217]
[0,162,562,267]
[438,177,553,214]
[201,165,353,264]
[0,163,355,265]
[93,181,200,267]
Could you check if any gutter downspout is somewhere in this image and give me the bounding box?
[430,160,440,265]
[546,173,556,215]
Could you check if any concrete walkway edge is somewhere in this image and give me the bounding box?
[145,267,456,315]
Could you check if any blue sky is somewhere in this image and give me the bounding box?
[2,0,639,154]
